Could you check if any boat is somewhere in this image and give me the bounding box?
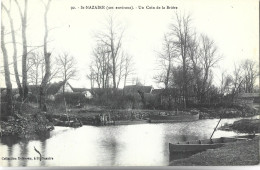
[53,118,83,128]
[169,135,256,160]
[149,112,200,123]
[114,119,149,125]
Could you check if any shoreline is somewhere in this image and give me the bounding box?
[45,107,259,127]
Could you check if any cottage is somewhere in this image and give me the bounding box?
[69,85,93,99]
[27,81,72,101]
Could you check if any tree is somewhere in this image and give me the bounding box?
[241,59,258,93]
[56,53,77,93]
[1,19,13,116]
[91,44,111,88]
[39,0,52,109]
[2,1,23,97]
[15,0,28,100]
[187,33,203,101]
[220,71,232,95]
[170,12,192,108]
[116,52,126,88]
[96,16,124,89]
[199,34,221,102]
[154,34,175,88]
[229,62,244,101]
[123,54,135,88]
[27,52,45,86]
[27,51,60,86]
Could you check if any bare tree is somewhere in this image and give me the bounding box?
[170,12,192,108]
[123,54,135,88]
[220,71,231,94]
[15,0,28,100]
[39,0,52,109]
[1,20,13,116]
[154,34,175,88]
[91,44,111,88]
[28,51,60,86]
[186,33,203,101]
[96,16,124,89]
[229,62,244,101]
[199,34,221,102]
[241,59,258,93]
[56,53,77,93]
[116,52,125,88]
[27,52,44,86]
[2,1,23,97]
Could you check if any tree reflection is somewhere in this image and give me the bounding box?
[19,142,28,166]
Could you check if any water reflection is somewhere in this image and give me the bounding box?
[0,118,245,166]
[19,142,28,166]
[7,146,13,167]
[40,139,46,166]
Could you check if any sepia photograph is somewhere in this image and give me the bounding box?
[0,0,259,167]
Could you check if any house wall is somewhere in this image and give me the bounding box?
[83,91,93,99]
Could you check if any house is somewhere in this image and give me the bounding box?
[124,85,153,95]
[28,81,73,101]
[90,88,122,98]
[69,85,93,99]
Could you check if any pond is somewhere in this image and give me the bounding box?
[0,118,247,166]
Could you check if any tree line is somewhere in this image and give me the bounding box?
[87,16,135,89]
[1,2,258,116]
[153,12,258,108]
[1,0,77,116]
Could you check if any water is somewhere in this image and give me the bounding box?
[0,118,246,166]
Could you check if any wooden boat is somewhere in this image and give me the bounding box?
[169,135,256,160]
[149,112,200,123]
[53,118,83,128]
[169,135,255,153]
[114,119,149,125]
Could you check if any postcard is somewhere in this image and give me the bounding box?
[0,0,259,167]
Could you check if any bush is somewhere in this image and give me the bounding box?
[54,92,87,105]
[88,89,144,109]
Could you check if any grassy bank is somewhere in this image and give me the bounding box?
[47,102,259,119]
[219,119,260,133]
[232,119,260,133]
[170,137,260,166]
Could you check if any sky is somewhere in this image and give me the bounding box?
[0,0,259,89]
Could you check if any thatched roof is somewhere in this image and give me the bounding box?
[46,81,66,95]
[90,88,123,96]
[72,88,87,93]
[28,81,66,95]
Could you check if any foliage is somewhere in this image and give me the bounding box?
[0,103,54,140]
[54,92,87,105]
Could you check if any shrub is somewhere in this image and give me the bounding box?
[54,92,87,105]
